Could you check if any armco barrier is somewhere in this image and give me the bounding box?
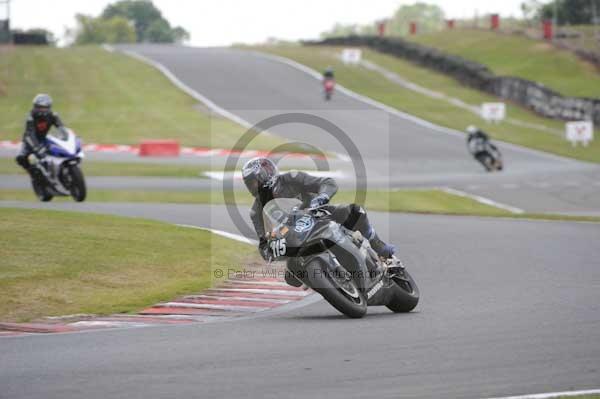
[310,35,600,125]
[139,140,180,157]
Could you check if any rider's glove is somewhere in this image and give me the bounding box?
[258,238,270,261]
[310,193,330,208]
[34,146,47,159]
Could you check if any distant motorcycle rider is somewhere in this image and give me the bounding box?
[15,94,67,176]
[466,125,498,158]
[242,157,395,286]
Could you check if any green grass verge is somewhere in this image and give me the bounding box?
[248,44,600,163]
[0,157,214,178]
[2,188,599,223]
[0,45,287,151]
[554,396,600,399]
[0,207,260,322]
[409,28,600,98]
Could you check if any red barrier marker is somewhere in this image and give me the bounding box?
[410,22,417,35]
[139,140,180,157]
[491,14,500,30]
[543,20,553,40]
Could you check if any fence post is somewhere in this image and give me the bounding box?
[410,22,417,35]
[542,19,553,40]
[377,20,386,37]
[491,14,500,30]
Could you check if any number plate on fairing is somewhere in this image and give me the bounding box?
[270,238,287,258]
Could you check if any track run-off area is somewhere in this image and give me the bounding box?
[1,45,599,399]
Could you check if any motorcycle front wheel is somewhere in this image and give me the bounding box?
[305,260,367,318]
[386,269,420,313]
[67,165,87,202]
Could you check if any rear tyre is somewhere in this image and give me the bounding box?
[305,260,367,318]
[68,165,86,202]
[386,269,420,313]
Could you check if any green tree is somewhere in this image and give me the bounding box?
[172,26,191,43]
[74,14,136,44]
[102,0,162,42]
[521,0,543,21]
[145,18,174,42]
[100,0,189,43]
[388,2,445,36]
[539,0,600,25]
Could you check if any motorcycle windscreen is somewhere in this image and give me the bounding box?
[262,198,303,235]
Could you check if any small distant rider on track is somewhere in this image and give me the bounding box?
[466,125,502,170]
[322,66,335,100]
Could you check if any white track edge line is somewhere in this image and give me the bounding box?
[486,388,600,399]
[104,44,349,161]
[442,187,525,214]
[105,45,254,130]
[176,224,257,245]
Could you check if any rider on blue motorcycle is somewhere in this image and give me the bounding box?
[242,157,395,286]
[15,94,67,177]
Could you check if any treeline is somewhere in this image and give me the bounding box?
[538,0,600,25]
[321,3,445,38]
[73,0,189,45]
[321,0,600,39]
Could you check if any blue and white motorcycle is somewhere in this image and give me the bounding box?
[28,127,86,202]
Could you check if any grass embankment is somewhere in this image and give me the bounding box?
[409,28,600,98]
[0,45,284,151]
[251,44,600,163]
[0,208,259,322]
[2,188,599,223]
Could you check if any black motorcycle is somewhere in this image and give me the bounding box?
[468,141,503,172]
[263,198,419,318]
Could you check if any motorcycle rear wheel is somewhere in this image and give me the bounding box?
[31,172,53,202]
[386,269,419,313]
[306,260,367,318]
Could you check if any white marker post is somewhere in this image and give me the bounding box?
[566,121,594,147]
[341,48,362,65]
[481,102,506,124]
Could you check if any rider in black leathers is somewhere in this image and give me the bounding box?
[15,94,67,176]
[243,157,395,286]
[466,125,499,165]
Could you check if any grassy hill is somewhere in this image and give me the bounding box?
[0,208,258,322]
[409,29,600,98]
[0,45,282,150]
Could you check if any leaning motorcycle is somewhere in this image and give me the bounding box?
[263,198,419,318]
[323,79,335,101]
[468,141,503,172]
[28,127,86,202]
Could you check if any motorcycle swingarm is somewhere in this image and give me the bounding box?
[365,277,397,307]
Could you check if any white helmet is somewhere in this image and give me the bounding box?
[466,125,478,134]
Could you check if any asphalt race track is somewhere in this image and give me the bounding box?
[117,45,600,215]
[1,201,600,399]
[1,45,600,399]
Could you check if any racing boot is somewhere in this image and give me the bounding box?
[365,228,396,260]
[284,269,303,288]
